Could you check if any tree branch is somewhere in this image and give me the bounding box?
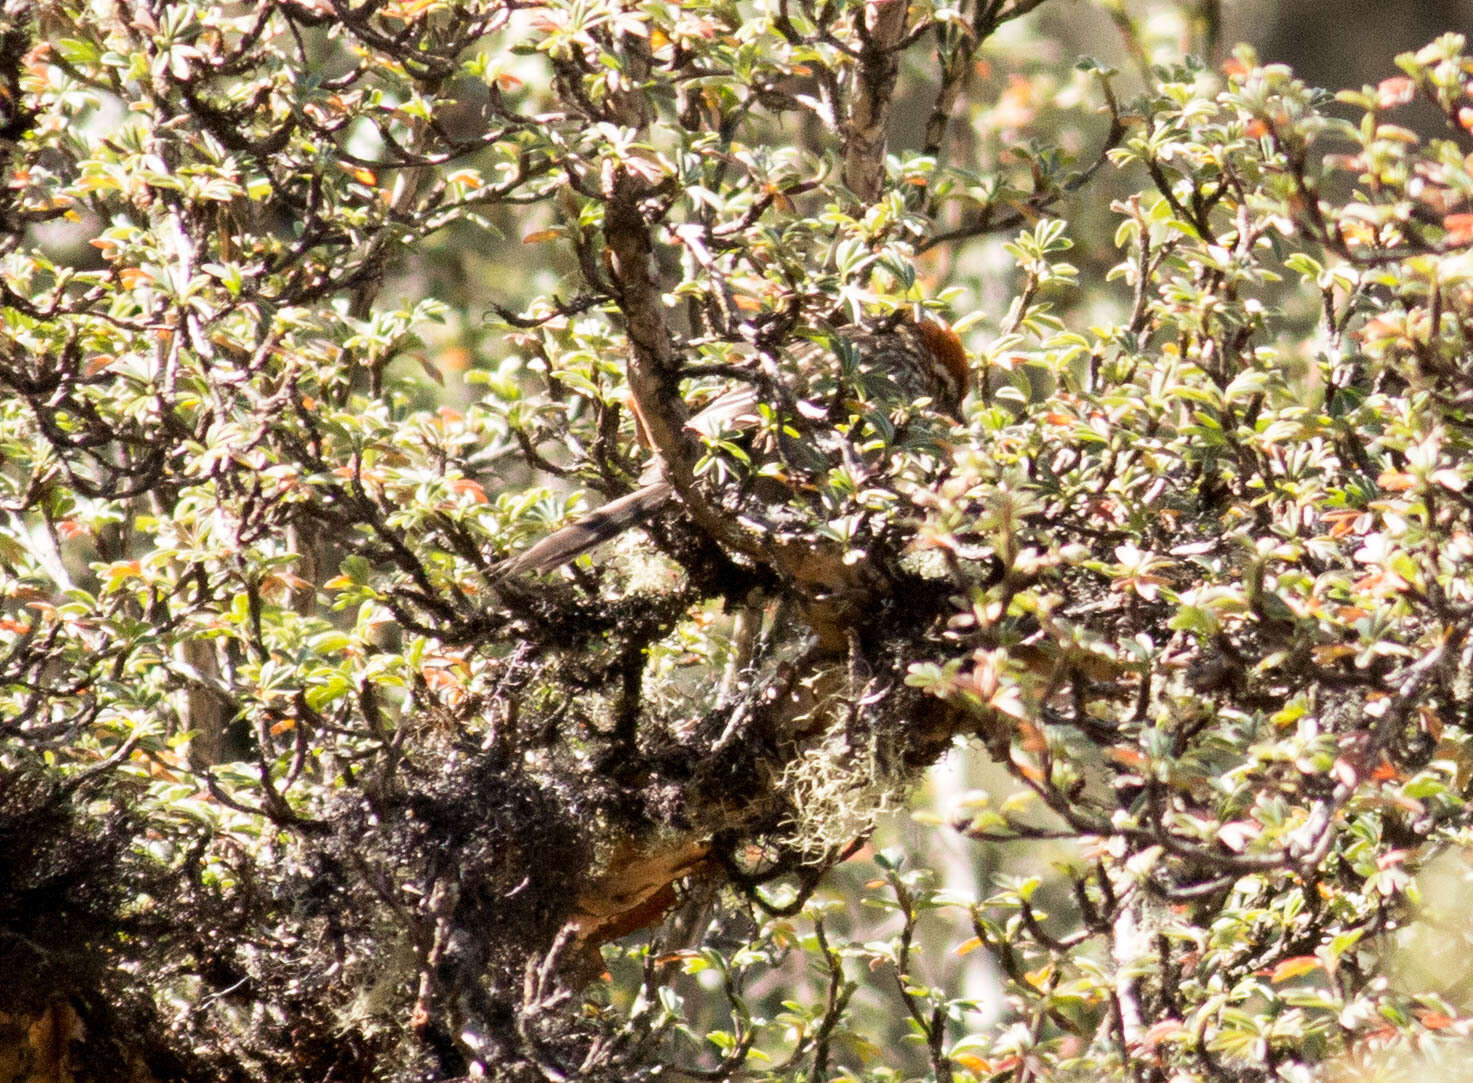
[843,0,908,204]
[601,166,762,560]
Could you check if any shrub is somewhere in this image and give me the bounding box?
[2,0,1473,1078]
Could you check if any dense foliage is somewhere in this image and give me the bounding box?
[3,0,1473,1079]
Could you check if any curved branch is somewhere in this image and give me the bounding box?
[601,167,762,560]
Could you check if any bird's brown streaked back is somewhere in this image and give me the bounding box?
[497,316,969,577]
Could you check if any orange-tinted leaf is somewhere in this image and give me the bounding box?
[1444,213,1473,246]
[1360,315,1407,344]
[1106,747,1148,768]
[1370,760,1400,782]
[1141,1018,1187,1048]
[1269,956,1322,983]
[451,478,487,502]
[422,666,463,691]
[1377,470,1416,491]
[1375,76,1416,109]
[1016,720,1046,754]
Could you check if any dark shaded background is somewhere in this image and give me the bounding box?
[1049,0,1473,103]
[1231,0,1472,90]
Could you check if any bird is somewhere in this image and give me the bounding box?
[498,314,970,578]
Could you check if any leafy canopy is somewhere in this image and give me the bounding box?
[2,0,1473,1079]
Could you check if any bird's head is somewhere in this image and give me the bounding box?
[913,316,970,414]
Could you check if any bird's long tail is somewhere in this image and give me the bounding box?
[498,479,675,576]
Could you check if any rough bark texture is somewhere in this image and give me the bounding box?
[844,0,909,203]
